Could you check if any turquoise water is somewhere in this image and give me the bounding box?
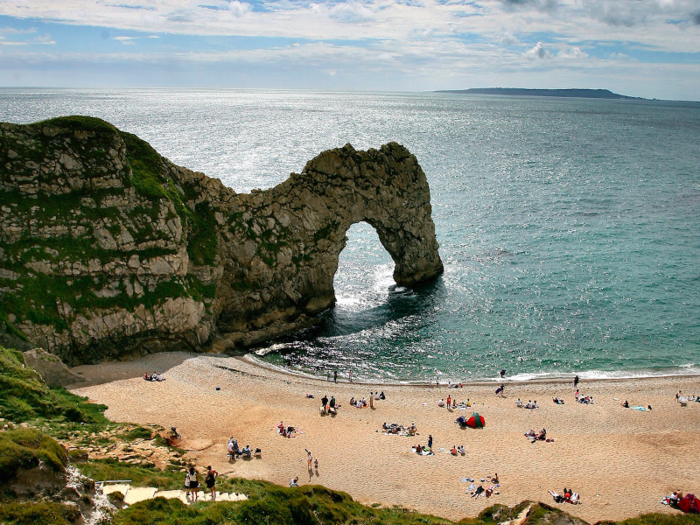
[2,89,699,381]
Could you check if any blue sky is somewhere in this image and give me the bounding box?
[0,0,699,99]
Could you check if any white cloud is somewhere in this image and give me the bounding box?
[0,26,36,34]
[499,30,520,45]
[558,46,587,59]
[33,33,55,44]
[310,1,374,21]
[525,41,550,58]
[229,1,252,17]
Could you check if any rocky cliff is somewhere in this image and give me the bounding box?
[0,116,443,364]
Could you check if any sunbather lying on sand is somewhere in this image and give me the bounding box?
[553,397,565,404]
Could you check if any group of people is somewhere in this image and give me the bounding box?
[676,390,700,405]
[620,400,653,410]
[450,444,466,456]
[382,422,417,436]
[524,428,549,443]
[667,490,686,506]
[549,487,580,504]
[305,449,319,472]
[143,371,165,382]
[277,421,299,438]
[515,398,539,409]
[319,394,338,415]
[184,465,218,500]
[227,437,260,459]
[437,395,470,409]
[470,485,496,498]
[575,390,595,404]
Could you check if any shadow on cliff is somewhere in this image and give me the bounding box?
[281,275,447,342]
[69,351,195,387]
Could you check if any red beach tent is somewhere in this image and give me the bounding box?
[466,413,485,429]
[679,494,700,514]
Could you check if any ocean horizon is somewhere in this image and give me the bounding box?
[2,88,699,382]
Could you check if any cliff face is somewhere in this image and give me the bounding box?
[0,116,443,364]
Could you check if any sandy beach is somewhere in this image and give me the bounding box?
[70,352,700,523]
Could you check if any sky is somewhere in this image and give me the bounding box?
[0,0,699,99]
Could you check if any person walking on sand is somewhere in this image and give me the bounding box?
[305,449,313,470]
[428,434,433,449]
[574,375,579,387]
[205,465,218,499]
[370,392,374,409]
[314,458,319,472]
[349,370,353,383]
[334,370,338,383]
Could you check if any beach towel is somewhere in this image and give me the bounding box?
[631,406,647,411]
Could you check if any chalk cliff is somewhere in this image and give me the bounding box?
[0,116,443,364]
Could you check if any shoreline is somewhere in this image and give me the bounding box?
[70,351,700,523]
[241,352,700,388]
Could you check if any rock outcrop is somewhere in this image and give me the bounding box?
[0,116,443,364]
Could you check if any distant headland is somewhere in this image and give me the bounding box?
[436,88,643,100]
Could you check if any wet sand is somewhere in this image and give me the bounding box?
[70,352,700,522]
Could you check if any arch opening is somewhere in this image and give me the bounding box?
[332,221,396,314]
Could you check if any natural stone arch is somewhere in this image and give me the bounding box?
[0,117,443,359]
[215,142,444,346]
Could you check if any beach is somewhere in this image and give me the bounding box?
[70,352,700,523]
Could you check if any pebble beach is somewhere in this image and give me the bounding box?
[70,352,700,523]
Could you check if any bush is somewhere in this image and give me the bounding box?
[0,347,109,427]
[0,428,67,480]
[0,501,80,525]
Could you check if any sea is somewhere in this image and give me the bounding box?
[2,89,699,382]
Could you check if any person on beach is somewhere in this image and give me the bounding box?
[428,434,433,449]
[438,398,445,407]
[205,466,218,498]
[574,375,579,387]
[314,458,319,472]
[370,392,374,409]
[621,400,629,408]
[321,394,328,408]
[334,370,338,383]
[290,477,299,487]
[500,369,506,378]
[349,370,353,383]
[492,473,499,484]
[185,466,200,500]
[447,395,451,407]
[227,437,239,460]
[330,396,336,408]
[380,391,386,400]
[306,449,313,470]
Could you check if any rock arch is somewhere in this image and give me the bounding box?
[215,142,444,346]
[0,117,443,359]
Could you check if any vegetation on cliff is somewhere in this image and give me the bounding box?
[1,116,219,364]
